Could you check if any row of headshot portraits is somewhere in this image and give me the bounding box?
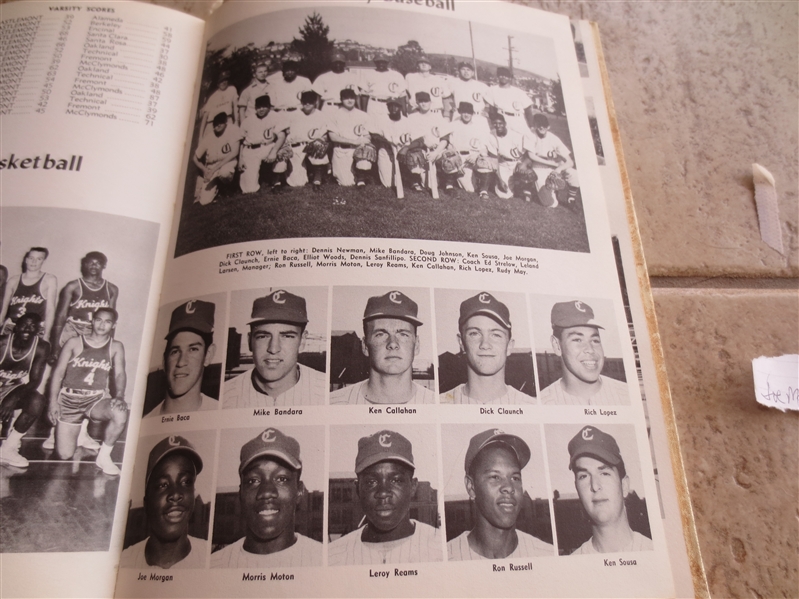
[121,422,653,570]
[141,286,631,416]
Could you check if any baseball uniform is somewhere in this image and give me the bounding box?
[313,69,360,109]
[449,78,490,116]
[406,110,447,147]
[572,531,654,554]
[201,86,237,127]
[211,534,322,568]
[368,112,412,187]
[237,79,271,119]
[223,364,326,408]
[406,72,450,112]
[145,393,218,418]
[265,72,313,112]
[284,109,331,187]
[439,383,536,405]
[486,127,535,198]
[359,69,407,117]
[447,530,554,560]
[442,116,492,192]
[329,106,372,186]
[530,129,574,192]
[539,375,629,406]
[328,520,443,565]
[194,123,242,205]
[119,536,209,569]
[329,380,435,405]
[239,110,287,194]
[485,84,532,133]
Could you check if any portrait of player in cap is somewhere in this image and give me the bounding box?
[119,432,213,569]
[444,426,553,560]
[144,295,223,418]
[328,425,443,565]
[330,288,436,405]
[437,289,536,405]
[211,426,323,567]
[535,298,629,406]
[224,287,327,408]
[545,424,653,554]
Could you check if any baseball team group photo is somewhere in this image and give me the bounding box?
[174,6,590,257]
[0,207,159,553]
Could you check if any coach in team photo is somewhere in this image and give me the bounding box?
[224,288,327,408]
[330,288,435,405]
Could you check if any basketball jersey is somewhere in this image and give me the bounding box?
[0,334,38,393]
[66,279,112,329]
[6,274,46,323]
[63,336,112,391]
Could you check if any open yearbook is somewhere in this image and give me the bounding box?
[0,1,707,597]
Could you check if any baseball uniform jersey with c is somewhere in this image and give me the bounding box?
[539,375,629,406]
[237,80,271,118]
[313,69,361,107]
[211,534,322,567]
[265,72,313,111]
[485,85,532,132]
[329,106,372,186]
[360,69,407,116]
[223,364,326,408]
[449,78,490,116]
[284,109,331,187]
[328,520,443,565]
[447,530,554,560]
[406,73,450,112]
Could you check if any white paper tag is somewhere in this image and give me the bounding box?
[752,163,784,254]
[753,354,799,411]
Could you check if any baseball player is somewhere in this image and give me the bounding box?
[441,293,535,405]
[405,55,450,115]
[312,51,360,110]
[265,60,312,113]
[436,101,492,194]
[330,291,435,406]
[239,95,289,194]
[193,112,242,205]
[447,429,553,560]
[328,430,443,565]
[328,88,376,187]
[1,247,57,339]
[528,113,579,208]
[359,54,407,117]
[568,425,653,553]
[48,307,127,476]
[367,98,411,188]
[484,67,533,133]
[283,90,331,189]
[0,313,49,468]
[539,301,629,406]
[401,92,448,192]
[237,62,271,123]
[448,62,489,119]
[211,428,322,567]
[199,70,238,138]
[119,435,209,569]
[146,300,217,417]
[50,251,119,354]
[224,290,325,408]
[484,113,538,200]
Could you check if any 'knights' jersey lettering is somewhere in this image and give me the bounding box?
[62,336,112,391]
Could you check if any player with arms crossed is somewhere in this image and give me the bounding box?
[328,430,442,565]
[212,428,322,567]
[120,435,209,569]
[2,247,57,339]
[0,313,49,467]
[48,307,127,476]
[331,291,435,405]
[539,300,629,406]
[448,429,553,560]
[568,425,653,554]
[224,290,325,408]
[441,293,535,405]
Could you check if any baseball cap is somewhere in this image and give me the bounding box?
[568,426,623,471]
[363,291,422,326]
[532,113,550,128]
[550,300,604,329]
[417,55,431,65]
[282,59,299,70]
[374,53,389,62]
[146,435,203,487]
[218,70,231,81]
[355,430,415,474]
[458,102,475,114]
[457,61,473,70]
[300,90,319,105]
[464,429,530,474]
[212,112,228,126]
[249,290,308,326]
[166,300,215,338]
[255,95,272,108]
[340,88,357,100]
[415,91,431,103]
[239,428,302,475]
[459,292,511,330]
[497,67,511,77]
[331,51,346,63]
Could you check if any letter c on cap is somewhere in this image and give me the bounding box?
[582,427,593,441]
[185,301,196,314]
[478,293,491,304]
[262,429,277,442]
[379,433,392,447]
[574,301,586,313]
[389,291,402,304]
[493,429,504,436]
[168,435,179,446]
[272,291,286,304]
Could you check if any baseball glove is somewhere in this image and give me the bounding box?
[545,169,567,191]
[473,155,495,173]
[513,156,538,188]
[353,143,377,170]
[436,149,463,175]
[276,145,294,162]
[304,138,330,160]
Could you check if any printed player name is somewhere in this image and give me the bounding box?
[584,408,618,416]
[492,562,532,572]
[368,406,416,414]
[369,568,418,578]
[480,407,524,415]
[242,572,294,581]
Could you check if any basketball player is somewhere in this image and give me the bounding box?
[1,247,57,339]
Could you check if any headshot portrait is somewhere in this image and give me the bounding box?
[211,425,325,567]
[544,423,653,555]
[120,430,216,569]
[442,424,553,560]
[328,424,443,565]
[436,289,536,404]
[223,287,328,408]
[531,296,630,406]
[330,287,435,405]
[143,293,227,418]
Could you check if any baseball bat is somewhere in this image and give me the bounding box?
[392,145,404,199]
[428,156,439,199]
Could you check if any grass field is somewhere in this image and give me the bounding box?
[174,114,589,257]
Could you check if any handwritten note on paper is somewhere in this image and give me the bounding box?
[753,355,799,412]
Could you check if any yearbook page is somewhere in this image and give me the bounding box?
[0,2,205,597]
[114,1,697,597]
